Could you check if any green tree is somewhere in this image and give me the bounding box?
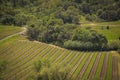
[28,60,71,80]
[72,28,92,42]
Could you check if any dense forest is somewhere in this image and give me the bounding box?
[0,0,120,51]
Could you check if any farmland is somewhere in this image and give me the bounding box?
[0,33,119,80]
[0,25,23,40]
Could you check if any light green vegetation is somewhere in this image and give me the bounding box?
[82,53,98,80]
[93,26,120,41]
[95,53,105,79]
[80,21,120,41]
[72,53,90,79]
[0,25,23,40]
[106,53,112,80]
[80,20,120,27]
[97,20,120,25]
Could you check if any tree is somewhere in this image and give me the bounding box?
[55,6,79,24]
[99,10,118,21]
[81,2,91,14]
[27,25,40,40]
[28,59,71,80]
[72,28,92,42]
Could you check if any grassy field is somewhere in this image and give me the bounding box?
[92,26,120,41]
[0,34,119,80]
[0,25,23,40]
[80,21,120,41]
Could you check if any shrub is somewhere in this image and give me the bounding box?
[14,13,28,26]
[64,40,94,51]
[64,40,82,50]
[28,59,71,80]
[107,41,120,50]
[117,49,120,54]
[1,15,15,25]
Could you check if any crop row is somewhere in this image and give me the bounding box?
[0,39,119,80]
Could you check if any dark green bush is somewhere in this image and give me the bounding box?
[1,15,15,25]
[107,41,120,50]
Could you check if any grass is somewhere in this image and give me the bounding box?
[106,53,112,80]
[97,20,120,25]
[80,21,120,41]
[0,25,23,40]
[93,26,120,41]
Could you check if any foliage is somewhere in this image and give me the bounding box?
[27,22,108,51]
[0,0,120,26]
[1,14,15,25]
[28,60,71,80]
[0,0,120,51]
[0,60,6,72]
[107,41,120,50]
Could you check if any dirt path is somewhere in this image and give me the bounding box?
[100,53,109,80]
[87,53,101,79]
[80,23,120,27]
[112,56,119,80]
[0,27,27,42]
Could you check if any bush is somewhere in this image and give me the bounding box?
[64,40,94,51]
[72,28,92,42]
[28,59,72,80]
[27,25,40,40]
[64,40,82,50]
[1,15,15,25]
[14,13,28,26]
[117,49,120,54]
[99,10,118,21]
[107,41,120,50]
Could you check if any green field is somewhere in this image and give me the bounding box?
[93,26,120,41]
[0,25,22,40]
[80,21,120,41]
[0,34,119,80]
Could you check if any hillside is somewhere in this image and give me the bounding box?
[0,0,120,80]
[0,33,120,80]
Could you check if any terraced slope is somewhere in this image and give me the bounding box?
[0,35,119,80]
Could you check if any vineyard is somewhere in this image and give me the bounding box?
[0,25,23,40]
[0,35,119,80]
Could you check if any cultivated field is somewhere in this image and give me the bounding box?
[0,34,119,80]
[0,25,23,40]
